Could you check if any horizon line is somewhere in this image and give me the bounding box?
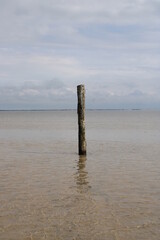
[0,108,157,112]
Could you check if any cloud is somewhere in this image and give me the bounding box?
[0,0,160,109]
[0,0,160,46]
[43,79,65,89]
[0,79,77,109]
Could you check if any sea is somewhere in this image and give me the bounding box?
[0,110,160,240]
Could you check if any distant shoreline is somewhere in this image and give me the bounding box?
[0,108,150,112]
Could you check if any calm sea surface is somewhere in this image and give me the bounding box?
[0,110,160,240]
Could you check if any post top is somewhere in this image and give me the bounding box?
[77,84,85,88]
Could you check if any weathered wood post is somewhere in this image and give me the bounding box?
[77,84,86,155]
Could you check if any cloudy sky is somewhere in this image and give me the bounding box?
[0,0,160,109]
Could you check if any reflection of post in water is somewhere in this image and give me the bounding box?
[76,155,90,193]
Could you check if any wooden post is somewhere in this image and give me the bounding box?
[77,84,86,155]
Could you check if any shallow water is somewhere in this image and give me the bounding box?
[0,110,160,240]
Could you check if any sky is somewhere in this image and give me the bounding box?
[0,0,160,110]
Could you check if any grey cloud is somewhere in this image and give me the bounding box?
[0,78,65,94]
[0,0,160,109]
[0,80,75,110]
[0,82,160,110]
[22,79,65,90]
[87,91,160,109]
[14,6,30,16]
[43,79,65,90]
[129,90,145,97]
[0,0,160,45]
